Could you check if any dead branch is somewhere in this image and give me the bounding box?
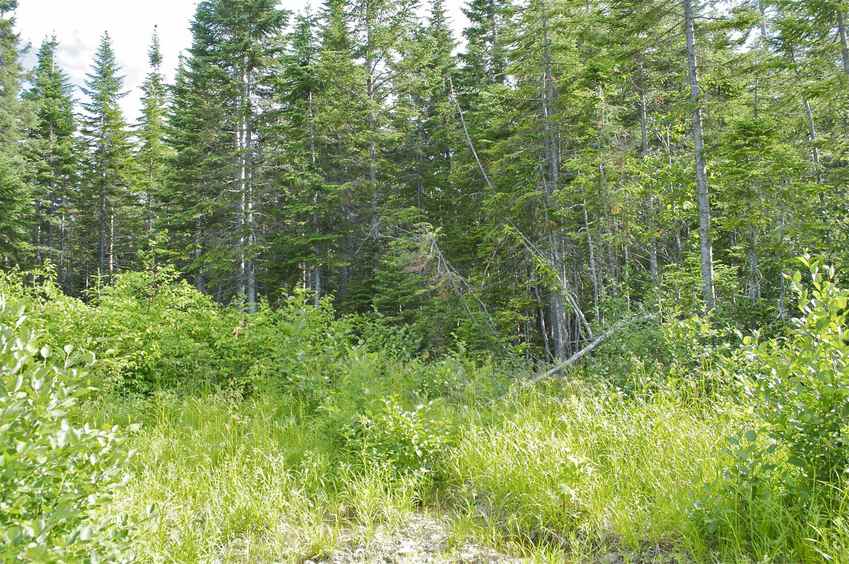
[527,313,654,385]
[447,76,495,192]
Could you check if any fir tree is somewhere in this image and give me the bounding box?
[136,26,171,253]
[23,36,78,285]
[460,0,513,87]
[0,1,30,262]
[166,0,286,309]
[79,32,136,280]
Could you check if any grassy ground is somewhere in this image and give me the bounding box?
[9,269,848,562]
[87,383,763,563]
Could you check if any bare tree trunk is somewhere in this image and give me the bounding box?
[791,47,823,182]
[638,79,661,287]
[584,202,601,322]
[683,0,716,311]
[237,113,246,303]
[59,210,67,289]
[638,80,650,158]
[194,221,206,293]
[98,179,107,278]
[34,201,43,265]
[747,226,761,304]
[838,9,849,78]
[449,77,494,191]
[108,212,115,275]
[802,98,822,179]
[777,214,787,320]
[308,90,322,307]
[246,156,257,312]
[365,4,381,241]
[236,56,257,313]
[533,286,552,360]
[541,1,569,360]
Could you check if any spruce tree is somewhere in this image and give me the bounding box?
[311,0,371,308]
[267,10,328,301]
[79,32,136,281]
[136,27,170,254]
[166,0,286,309]
[0,1,30,263]
[23,36,78,285]
[460,0,513,87]
[165,36,234,295]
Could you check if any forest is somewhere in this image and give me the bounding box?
[2,0,849,561]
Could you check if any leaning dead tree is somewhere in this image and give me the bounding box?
[402,225,499,336]
[449,77,591,349]
[527,313,654,384]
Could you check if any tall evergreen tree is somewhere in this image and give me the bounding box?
[23,36,78,286]
[461,0,513,87]
[0,0,30,262]
[266,10,327,301]
[166,0,286,310]
[136,26,170,253]
[79,32,136,281]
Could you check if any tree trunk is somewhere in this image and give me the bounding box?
[789,47,823,182]
[98,177,107,278]
[638,79,660,286]
[237,56,257,313]
[365,3,381,241]
[237,112,246,303]
[584,202,601,322]
[540,0,569,360]
[308,90,322,306]
[837,9,849,78]
[108,212,115,275]
[747,226,761,304]
[683,0,716,311]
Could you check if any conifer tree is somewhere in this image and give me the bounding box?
[310,0,371,308]
[163,53,224,293]
[166,0,286,309]
[23,36,78,286]
[0,0,30,262]
[79,32,136,281]
[136,27,170,252]
[461,0,513,87]
[267,10,327,301]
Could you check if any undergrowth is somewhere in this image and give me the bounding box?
[3,263,849,562]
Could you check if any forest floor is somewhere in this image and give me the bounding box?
[306,513,519,564]
[311,513,688,563]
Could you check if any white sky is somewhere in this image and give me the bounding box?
[14,0,468,122]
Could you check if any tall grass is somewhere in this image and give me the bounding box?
[94,392,427,562]
[10,268,849,562]
[445,386,735,560]
[92,384,849,562]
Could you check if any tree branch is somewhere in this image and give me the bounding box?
[527,313,654,385]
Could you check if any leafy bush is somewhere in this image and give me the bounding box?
[748,257,849,482]
[87,268,240,393]
[241,291,354,401]
[0,296,131,562]
[339,396,454,480]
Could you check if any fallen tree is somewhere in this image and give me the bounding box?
[527,313,655,385]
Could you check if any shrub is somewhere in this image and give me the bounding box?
[87,268,238,393]
[0,296,132,562]
[339,396,454,480]
[748,257,849,482]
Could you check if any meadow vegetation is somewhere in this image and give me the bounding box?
[3,261,849,562]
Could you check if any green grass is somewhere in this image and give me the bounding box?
[93,392,426,562]
[80,381,817,563]
[11,268,849,562]
[443,386,736,561]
